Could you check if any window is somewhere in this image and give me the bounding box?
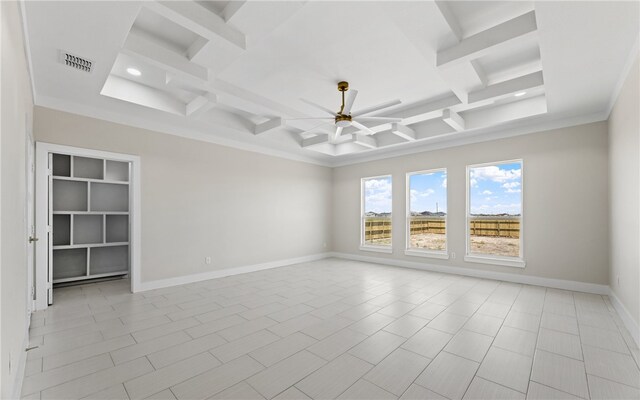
[406,169,448,258]
[466,160,524,267]
[361,175,392,252]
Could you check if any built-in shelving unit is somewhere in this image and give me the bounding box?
[50,153,131,284]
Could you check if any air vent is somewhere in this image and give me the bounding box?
[59,50,93,73]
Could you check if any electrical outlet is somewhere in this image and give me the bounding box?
[205,257,212,265]
[451,252,456,259]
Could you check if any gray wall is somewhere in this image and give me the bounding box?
[34,107,333,283]
[1,1,34,397]
[333,121,609,285]
[609,55,639,327]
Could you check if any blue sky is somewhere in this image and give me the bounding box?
[409,171,447,213]
[364,176,392,213]
[469,162,522,215]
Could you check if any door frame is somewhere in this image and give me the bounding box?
[34,142,142,310]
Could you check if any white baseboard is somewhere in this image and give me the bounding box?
[330,252,610,295]
[609,289,640,348]
[137,253,332,292]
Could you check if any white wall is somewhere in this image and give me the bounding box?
[34,107,333,284]
[333,122,609,286]
[608,55,639,330]
[1,1,34,397]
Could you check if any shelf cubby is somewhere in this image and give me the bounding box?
[52,214,71,246]
[106,215,128,243]
[90,245,128,275]
[90,182,129,212]
[52,180,88,211]
[53,248,87,280]
[73,215,103,244]
[52,154,71,177]
[106,160,129,182]
[73,156,104,180]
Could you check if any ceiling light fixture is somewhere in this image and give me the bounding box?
[126,67,141,77]
[514,91,526,97]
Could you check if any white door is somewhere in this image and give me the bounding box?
[26,126,36,314]
[35,143,53,310]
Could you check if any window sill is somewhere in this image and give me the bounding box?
[360,245,393,254]
[464,255,526,268]
[405,249,449,260]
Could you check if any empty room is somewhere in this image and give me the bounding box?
[1,0,639,399]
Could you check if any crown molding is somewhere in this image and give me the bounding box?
[35,95,610,170]
[606,34,640,117]
[34,95,334,167]
[329,110,608,167]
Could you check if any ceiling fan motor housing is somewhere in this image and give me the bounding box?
[335,114,352,127]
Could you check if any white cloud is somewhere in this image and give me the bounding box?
[481,190,492,195]
[470,178,478,188]
[502,182,521,189]
[364,178,392,212]
[505,188,521,193]
[470,202,521,215]
[471,166,521,183]
[442,178,447,188]
[410,188,434,204]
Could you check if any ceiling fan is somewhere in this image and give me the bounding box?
[292,81,402,142]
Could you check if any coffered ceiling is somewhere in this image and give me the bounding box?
[22,1,639,165]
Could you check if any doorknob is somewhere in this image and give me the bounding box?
[28,236,39,243]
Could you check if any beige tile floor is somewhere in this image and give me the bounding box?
[22,258,640,400]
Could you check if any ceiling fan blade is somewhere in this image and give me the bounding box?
[352,99,402,117]
[333,126,344,142]
[342,90,358,115]
[300,98,337,116]
[352,121,375,135]
[287,117,334,120]
[356,116,402,122]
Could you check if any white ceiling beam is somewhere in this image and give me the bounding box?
[442,109,465,131]
[122,31,210,82]
[435,1,463,39]
[186,37,209,60]
[186,93,217,118]
[254,117,283,135]
[147,2,246,50]
[390,123,416,141]
[301,134,329,148]
[222,1,247,22]
[387,94,461,125]
[468,71,544,103]
[349,134,377,149]
[437,11,538,68]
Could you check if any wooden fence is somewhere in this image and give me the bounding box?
[364,218,392,241]
[364,216,520,241]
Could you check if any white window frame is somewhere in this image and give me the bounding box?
[405,168,449,260]
[465,159,525,268]
[360,175,393,253]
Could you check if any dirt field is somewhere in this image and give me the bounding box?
[409,233,446,251]
[364,238,392,246]
[470,236,520,257]
[372,233,519,257]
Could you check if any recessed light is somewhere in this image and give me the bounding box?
[126,67,141,77]
[514,91,526,97]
